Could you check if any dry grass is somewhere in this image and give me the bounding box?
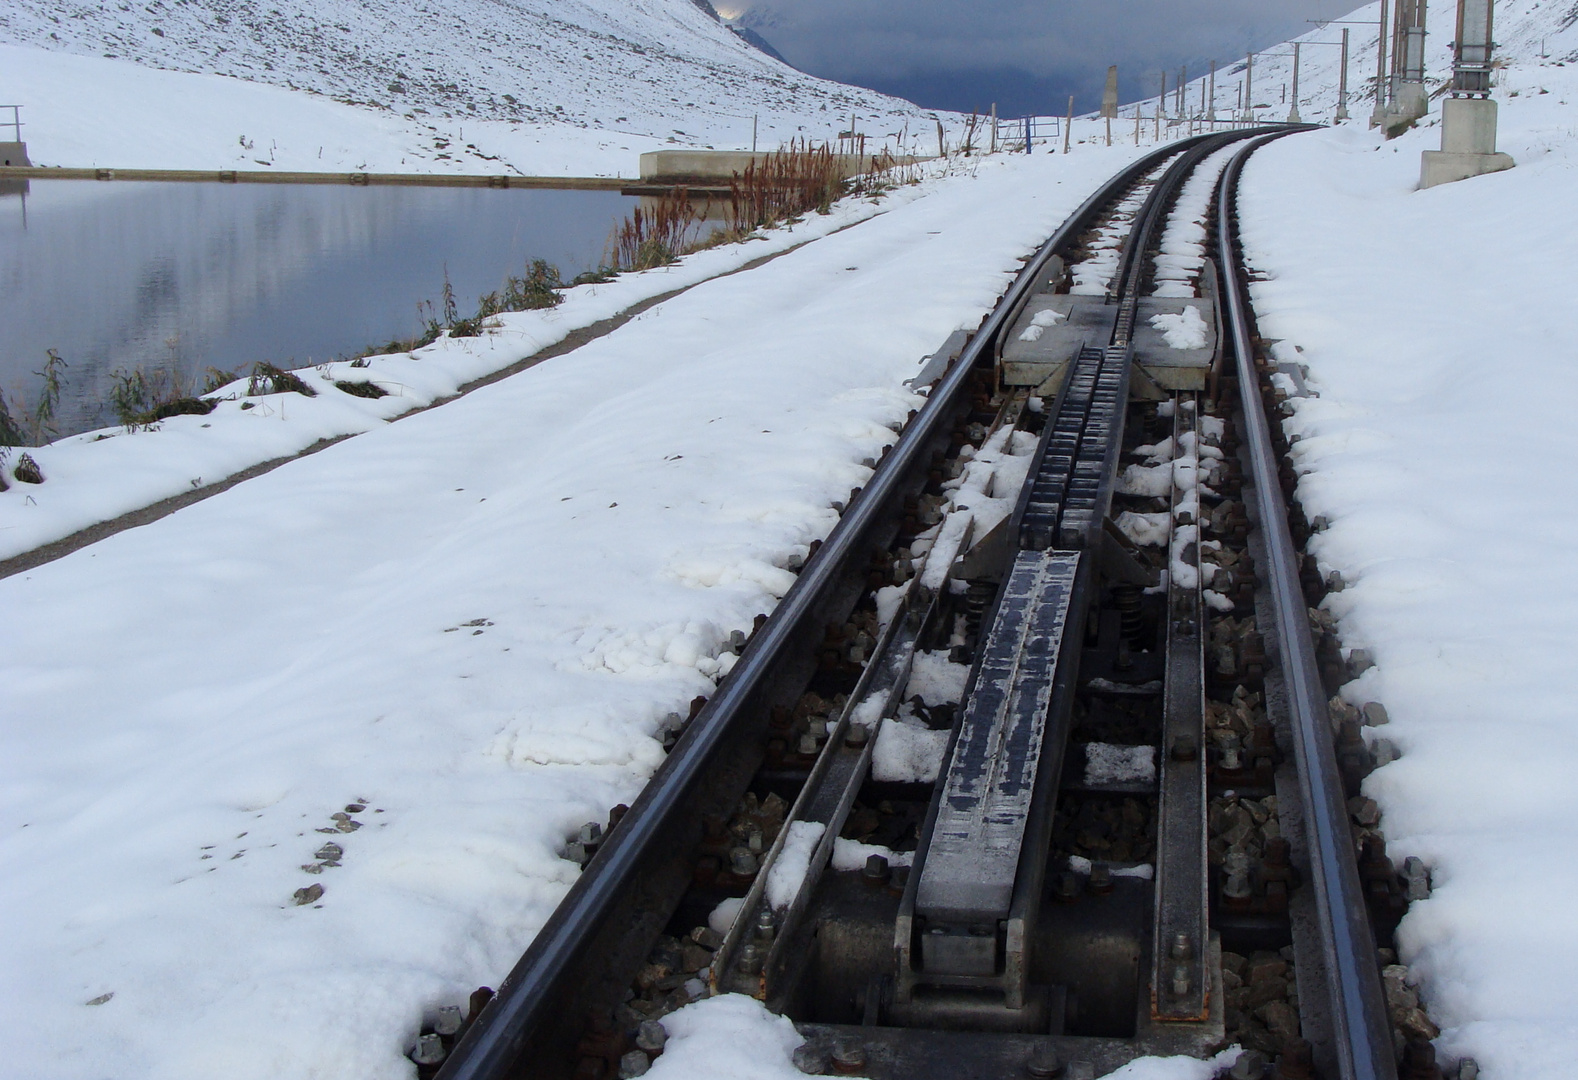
[607,188,700,271]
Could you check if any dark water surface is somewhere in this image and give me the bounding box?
[0,180,637,436]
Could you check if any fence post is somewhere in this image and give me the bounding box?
[1063,96,1074,153]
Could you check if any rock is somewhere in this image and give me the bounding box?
[314,843,344,861]
[681,943,713,973]
[1246,977,1288,1011]
[1248,956,1288,984]
[1237,1018,1282,1055]
[1392,1005,1440,1041]
[1221,967,1243,992]
[1256,1000,1300,1039]
[1220,951,1248,978]
[293,883,324,905]
[635,962,673,991]
[1347,796,1382,828]
[689,926,724,950]
[1382,965,1419,1011]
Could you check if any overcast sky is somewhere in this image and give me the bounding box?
[720,0,1366,117]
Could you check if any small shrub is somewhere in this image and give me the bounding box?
[335,379,389,399]
[109,368,154,428]
[0,388,25,448]
[570,267,617,286]
[447,316,482,338]
[28,349,67,444]
[109,365,218,427]
[202,367,239,394]
[609,189,699,271]
[13,452,44,484]
[144,397,218,422]
[248,362,318,398]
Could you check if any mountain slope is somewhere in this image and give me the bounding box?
[0,0,939,172]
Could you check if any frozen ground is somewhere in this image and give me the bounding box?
[1231,1,1578,1075]
[0,0,947,176]
[0,142,1157,1080]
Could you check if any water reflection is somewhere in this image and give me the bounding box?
[0,180,638,436]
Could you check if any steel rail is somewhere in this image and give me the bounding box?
[434,135,1232,1080]
[1216,134,1397,1080]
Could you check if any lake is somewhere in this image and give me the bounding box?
[0,179,655,437]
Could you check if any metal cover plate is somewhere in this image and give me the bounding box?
[916,551,1082,923]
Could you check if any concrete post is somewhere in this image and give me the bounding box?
[990,102,998,153]
[1288,43,1303,123]
[1208,61,1218,123]
[1101,66,1118,148]
[1178,65,1187,115]
[1064,96,1074,153]
[1337,29,1351,120]
[1421,0,1513,185]
[1386,0,1429,133]
[1372,0,1390,127]
[1244,53,1254,122]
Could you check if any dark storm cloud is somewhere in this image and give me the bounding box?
[724,0,1363,114]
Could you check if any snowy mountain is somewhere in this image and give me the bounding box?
[0,0,940,173]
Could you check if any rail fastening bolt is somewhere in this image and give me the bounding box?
[433,1004,463,1037]
[831,1036,867,1074]
[862,854,891,887]
[1170,933,1193,961]
[1026,1038,1063,1077]
[737,943,764,975]
[730,848,758,876]
[411,1033,446,1066]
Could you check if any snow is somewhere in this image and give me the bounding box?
[1227,1,1578,1074]
[1152,144,1238,298]
[906,649,970,706]
[765,820,824,910]
[1084,742,1157,785]
[0,142,1160,1078]
[1018,307,1067,342]
[830,838,912,873]
[644,994,821,1080]
[1149,305,1209,350]
[0,0,945,177]
[1114,509,1170,547]
[708,897,746,937]
[871,708,951,784]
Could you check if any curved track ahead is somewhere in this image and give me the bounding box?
[1217,136,1397,1080]
[433,127,1398,1080]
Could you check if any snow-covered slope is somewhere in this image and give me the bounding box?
[0,0,940,174]
[1218,3,1578,1079]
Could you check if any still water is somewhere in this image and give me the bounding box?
[0,180,640,436]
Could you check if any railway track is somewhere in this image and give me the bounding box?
[419,128,1435,1080]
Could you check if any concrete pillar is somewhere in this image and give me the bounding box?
[1385,0,1429,134]
[1337,28,1352,120]
[1288,43,1303,123]
[1420,0,1514,187]
[1371,0,1390,128]
[0,142,28,167]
